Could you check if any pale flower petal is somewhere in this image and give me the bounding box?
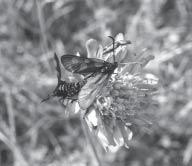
[86,39,99,58]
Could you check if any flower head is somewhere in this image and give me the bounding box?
[82,33,159,151]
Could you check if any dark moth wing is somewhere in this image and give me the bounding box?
[78,73,109,110]
[61,54,106,75]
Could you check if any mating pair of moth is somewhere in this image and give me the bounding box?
[42,36,131,110]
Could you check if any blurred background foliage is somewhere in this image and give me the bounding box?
[0,0,192,166]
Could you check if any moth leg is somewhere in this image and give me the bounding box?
[58,98,63,104]
[66,97,77,103]
[59,97,65,104]
[83,107,92,119]
[70,99,77,103]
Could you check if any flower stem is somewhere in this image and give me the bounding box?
[80,115,103,166]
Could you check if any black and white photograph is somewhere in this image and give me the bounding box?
[0,0,192,166]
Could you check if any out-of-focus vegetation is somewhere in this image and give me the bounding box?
[0,0,192,166]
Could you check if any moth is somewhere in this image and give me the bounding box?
[60,36,130,76]
[41,53,92,103]
[61,36,125,109]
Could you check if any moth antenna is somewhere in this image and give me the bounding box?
[108,36,115,62]
[119,62,142,65]
[41,94,53,103]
